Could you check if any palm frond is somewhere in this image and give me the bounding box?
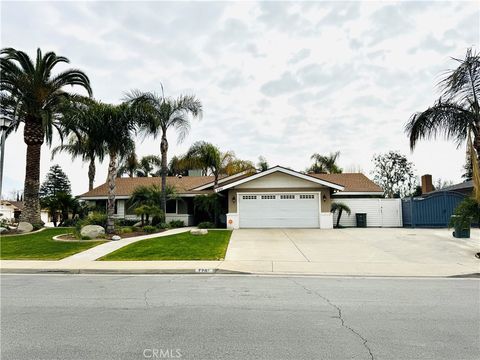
[406,100,476,149]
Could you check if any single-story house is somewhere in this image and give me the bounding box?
[78,166,400,229]
[0,200,22,221]
[0,200,50,224]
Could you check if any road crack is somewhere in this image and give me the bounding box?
[290,279,375,360]
[143,287,153,308]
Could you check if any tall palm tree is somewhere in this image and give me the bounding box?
[0,48,92,224]
[136,155,161,177]
[167,155,188,176]
[406,48,480,170]
[52,101,106,191]
[126,88,202,216]
[182,141,223,185]
[117,152,139,178]
[309,151,343,174]
[68,100,137,233]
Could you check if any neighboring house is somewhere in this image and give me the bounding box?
[0,200,22,222]
[79,165,397,229]
[0,200,50,224]
[426,180,473,196]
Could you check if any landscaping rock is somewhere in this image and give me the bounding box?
[17,222,34,233]
[133,221,143,227]
[111,235,121,241]
[190,229,208,236]
[0,227,8,234]
[80,225,105,239]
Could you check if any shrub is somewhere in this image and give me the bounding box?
[169,220,184,228]
[449,197,480,229]
[198,221,215,229]
[156,222,169,230]
[143,225,157,234]
[61,218,79,227]
[120,226,133,234]
[31,222,44,231]
[81,212,107,228]
[151,215,163,227]
[116,219,138,227]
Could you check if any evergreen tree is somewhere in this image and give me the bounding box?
[39,165,71,197]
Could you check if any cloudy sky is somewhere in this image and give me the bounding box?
[1,1,479,197]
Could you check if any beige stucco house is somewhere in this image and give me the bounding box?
[79,166,386,229]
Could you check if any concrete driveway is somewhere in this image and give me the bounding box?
[224,228,480,276]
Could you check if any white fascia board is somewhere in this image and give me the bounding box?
[78,196,131,200]
[78,193,201,201]
[191,170,254,191]
[214,166,345,192]
[334,192,384,196]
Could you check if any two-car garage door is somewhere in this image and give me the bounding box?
[238,193,319,228]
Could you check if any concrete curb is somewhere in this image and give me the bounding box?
[0,268,249,275]
[2,267,478,278]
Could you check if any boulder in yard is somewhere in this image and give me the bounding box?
[0,227,8,234]
[80,225,105,239]
[133,221,143,227]
[190,229,208,236]
[17,222,34,233]
[111,235,121,241]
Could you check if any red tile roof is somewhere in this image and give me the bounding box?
[79,176,215,198]
[311,173,383,193]
[79,172,382,198]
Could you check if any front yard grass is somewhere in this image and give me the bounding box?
[0,228,105,260]
[100,230,232,261]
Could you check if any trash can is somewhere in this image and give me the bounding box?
[356,213,367,228]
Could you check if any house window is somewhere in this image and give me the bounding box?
[242,195,257,200]
[280,195,295,199]
[166,200,177,214]
[126,203,136,215]
[177,199,188,214]
[299,194,315,199]
[261,195,276,200]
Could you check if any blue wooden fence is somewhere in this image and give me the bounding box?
[402,191,466,228]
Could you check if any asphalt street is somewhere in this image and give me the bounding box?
[1,274,479,360]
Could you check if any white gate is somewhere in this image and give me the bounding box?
[332,198,402,227]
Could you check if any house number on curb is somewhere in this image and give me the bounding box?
[195,268,215,273]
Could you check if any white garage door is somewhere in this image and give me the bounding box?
[238,193,319,228]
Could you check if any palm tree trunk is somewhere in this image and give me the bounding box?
[106,150,117,234]
[336,209,343,228]
[160,131,168,221]
[474,131,480,171]
[88,158,95,191]
[20,117,44,224]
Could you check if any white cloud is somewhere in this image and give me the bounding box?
[1,1,478,197]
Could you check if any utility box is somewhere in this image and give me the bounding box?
[356,213,367,228]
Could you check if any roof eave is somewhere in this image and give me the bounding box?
[213,166,345,192]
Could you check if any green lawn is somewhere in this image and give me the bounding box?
[0,228,105,260]
[100,230,232,261]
